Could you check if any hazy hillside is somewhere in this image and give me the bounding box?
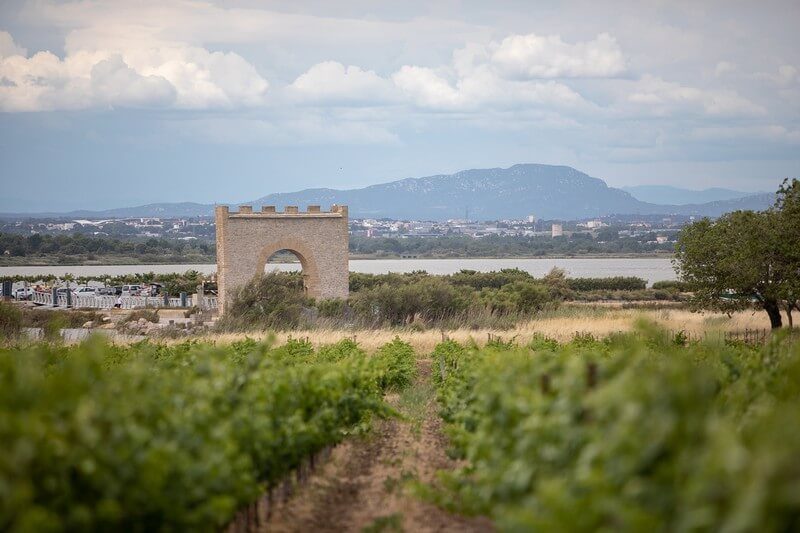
[252,164,652,220]
[622,185,758,205]
[666,193,776,217]
[0,164,776,221]
[252,164,774,219]
[0,203,216,220]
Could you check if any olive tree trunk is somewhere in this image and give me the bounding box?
[786,301,796,328]
[764,298,783,329]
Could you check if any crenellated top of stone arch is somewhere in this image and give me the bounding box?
[216,205,348,217]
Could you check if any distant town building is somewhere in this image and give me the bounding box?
[586,220,603,229]
[656,235,669,244]
[551,223,563,237]
[526,215,536,223]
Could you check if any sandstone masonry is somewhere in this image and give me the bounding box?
[215,204,349,314]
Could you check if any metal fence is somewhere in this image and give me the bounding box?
[31,291,218,310]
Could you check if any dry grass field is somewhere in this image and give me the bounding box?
[194,305,786,354]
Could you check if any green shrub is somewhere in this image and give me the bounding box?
[652,280,692,292]
[528,333,559,352]
[448,268,534,290]
[0,301,22,340]
[570,289,682,302]
[269,336,315,362]
[652,288,672,300]
[479,281,552,314]
[216,271,313,331]
[372,337,417,390]
[485,334,517,350]
[566,276,647,291]
[429,328,800,531]
[350,277,471,326]
[317,298,347,318]
[0,336,405,531]
[215,270,671,331]
[542,267,575,300]
[315,338,364,363]
[20,308,104,329]
[42,314,67,341]
[349,275,559,327]
[349,271,432,292]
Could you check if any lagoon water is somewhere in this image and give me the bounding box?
[1,257,676,284]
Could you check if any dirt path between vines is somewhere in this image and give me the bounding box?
[263,359,493,533]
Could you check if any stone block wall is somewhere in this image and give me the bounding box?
[215,205,349,314]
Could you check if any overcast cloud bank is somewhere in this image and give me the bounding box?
[0,1,797,210]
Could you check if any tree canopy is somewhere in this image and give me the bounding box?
[675,178,800,328]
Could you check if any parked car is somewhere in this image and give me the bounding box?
[121,285,143,296]
[14,287,33,300]
[73,287,97,297]
[96,287,116,296]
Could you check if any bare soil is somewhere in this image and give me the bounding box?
[263,360,493,533]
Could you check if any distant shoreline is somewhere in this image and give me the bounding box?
[1,257,678,284]
[0,252,674,267]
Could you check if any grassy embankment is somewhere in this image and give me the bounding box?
[196,306,780,354]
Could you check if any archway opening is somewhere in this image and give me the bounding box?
[264,249,308,294]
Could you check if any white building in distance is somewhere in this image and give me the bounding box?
[551,223,563,237]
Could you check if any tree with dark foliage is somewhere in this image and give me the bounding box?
[675,178,799,329]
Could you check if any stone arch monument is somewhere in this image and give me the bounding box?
[215,204,349,314]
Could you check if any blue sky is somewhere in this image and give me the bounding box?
[1,0,798,212]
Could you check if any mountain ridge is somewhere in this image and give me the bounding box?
[250,164,774,219]
[0,164,776,221]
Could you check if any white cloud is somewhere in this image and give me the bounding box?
[391,66,461,109]
[0,0,793,193]
[33,0,491,70]
[714,61,736,77]
[392,58,592,112]
[489,32,626,79]
[0,30,269,111]
[777,65,798,85]
[0,4,792,164]
[690,124,800,144]
[1,51,87,111]
[289,61,396,104]
[386,31,616,113]
[90,55,176,108]
[627,75,765,118]
[126,47,269,108]
[754,64,800,89]
[0,31,27,58]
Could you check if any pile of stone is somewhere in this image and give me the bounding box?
[119,318,210,338]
